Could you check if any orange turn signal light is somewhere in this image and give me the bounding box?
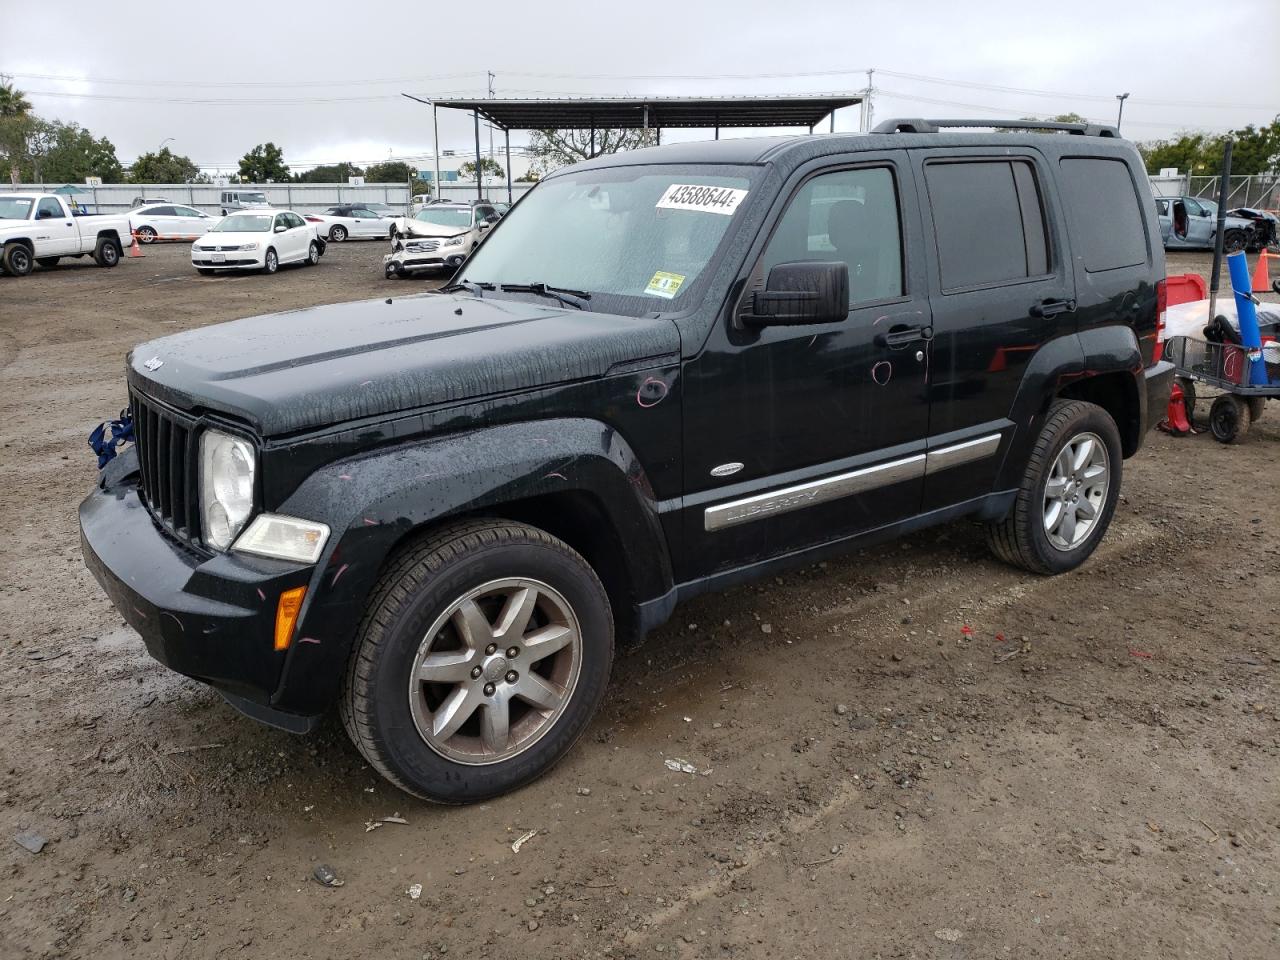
[274,586,307,652]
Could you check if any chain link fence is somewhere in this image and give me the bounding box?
[1186,174,1280,211]
[0,182,413,216]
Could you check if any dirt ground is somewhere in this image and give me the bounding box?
[1,243,1277,959]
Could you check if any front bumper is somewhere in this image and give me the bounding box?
[1143,359,1175,435]
[79,450,319,730]
[191,249,265,270]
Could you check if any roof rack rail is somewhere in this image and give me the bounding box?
[871,118,1120,138]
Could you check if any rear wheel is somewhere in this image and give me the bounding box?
[329,225,347,242]
[3,243,34,277]
[36,256,60,269]
[136,225,158,244]
[341,519,614,803]
[986,399,1122,575]
[263,248,278,274]
[1210,394,1249,443]
[94,238,120,268]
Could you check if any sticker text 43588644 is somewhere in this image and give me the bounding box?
[656,184,748,216]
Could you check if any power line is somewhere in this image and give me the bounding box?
[24,88,487,105]
[8,70,485,88]
[874,88,1208,131]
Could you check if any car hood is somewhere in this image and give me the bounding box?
[404,223,468,239]
[192,231,271,246]
[0,217,33,229]
[126,293,679,437]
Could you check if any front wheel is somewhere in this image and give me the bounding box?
[307,241,320,266]
[262,248,278,274]
[341,520,614,803]
[385,262,402,279]
[3,243,33,277]
[1224,229,1247,254]
[986,399,1123,575]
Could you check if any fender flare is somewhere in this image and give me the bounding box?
[269,417,672,715]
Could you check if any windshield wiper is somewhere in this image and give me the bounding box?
[498,282,592,310]
[439,279,495,298]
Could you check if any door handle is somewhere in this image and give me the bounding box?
[875,324,933,348]
[1030,298,1076,319]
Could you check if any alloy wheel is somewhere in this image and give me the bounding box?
[1042,432,1109,551]
[408,578,582,765]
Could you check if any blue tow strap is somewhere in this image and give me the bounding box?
[89,410,134,469]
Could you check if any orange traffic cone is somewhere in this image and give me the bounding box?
[1253,249,1272,293]
[128,231,144,258]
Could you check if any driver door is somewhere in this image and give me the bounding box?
[679,154,933,580]
[34,197,78,256]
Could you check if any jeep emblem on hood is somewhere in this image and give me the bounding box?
[143,356,163,371]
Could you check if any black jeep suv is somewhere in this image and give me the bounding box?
[80,119,1174,802]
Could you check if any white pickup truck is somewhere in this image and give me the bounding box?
[0,193,132,277]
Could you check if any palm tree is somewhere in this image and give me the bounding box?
[0,76,33,185]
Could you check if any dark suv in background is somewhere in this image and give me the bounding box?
[80,118,1173,802]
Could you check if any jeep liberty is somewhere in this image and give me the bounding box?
[80,119,1174,802]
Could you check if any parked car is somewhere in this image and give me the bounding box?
[130,196,173,208]
[190,209,321,275]
[385,202,499,276]
[219,190,271,215]
[130,203,218,243]
[0,193,130,276]
[307,205,394,242]
[1155,196,1253,252]
[81,119,1172,803]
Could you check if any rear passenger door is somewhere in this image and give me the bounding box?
[915,150,1075,512]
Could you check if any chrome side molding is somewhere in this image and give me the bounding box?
[703,433,1002,532]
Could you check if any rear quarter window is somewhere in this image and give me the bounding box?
[1058,157,1148,272]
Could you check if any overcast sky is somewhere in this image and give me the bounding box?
[3,0,1277,175]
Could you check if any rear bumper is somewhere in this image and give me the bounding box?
[79,450,319,727]
[1143,359,1175,435]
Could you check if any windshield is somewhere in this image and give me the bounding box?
[0,197,34,220]
[239,192,268,205]
[414,208,472,229]
[458,164,756,315]
[212,214,273,232]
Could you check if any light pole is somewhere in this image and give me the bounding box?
[158,137,174,153]
[1115,93,1130,133]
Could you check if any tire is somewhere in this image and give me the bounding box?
[986,399,1123,575]
[341,519,614,803]
[136,225,157,244]
[263,248,278,274]
[1177,377,1197,423]
[1246,396,1266,425]
[1224,229,1246,254]
[329,225,347,242]
[3,243,33,277]
[389,226,399,240]
[36,257,60,269]
[197,268,216,276]
[94,238,120,268]
[306,241,320,266]
[1209,394,1248,443]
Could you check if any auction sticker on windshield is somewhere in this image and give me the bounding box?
[645,271,686,299]
[656,184,748,216]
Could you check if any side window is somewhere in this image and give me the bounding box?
[760,166,904,305]
[36,198,64,219]
[273,214,288,231]
[1155,199,1169,216]
[1058,157,1148,273]
[175,206,201,217]
[1183,197,1204,217]
[925,159,1049,290]
[288,213,305,228]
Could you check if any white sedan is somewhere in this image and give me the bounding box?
[191,210,321,275]
[130,203,218,243]
[305,204,394,242]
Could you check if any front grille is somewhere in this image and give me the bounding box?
[131,390,200,542]
[405,238,440,252]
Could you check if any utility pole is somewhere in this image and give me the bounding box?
[864,68,875,131]
[487,71,496,178]
[1115,92,1130,133]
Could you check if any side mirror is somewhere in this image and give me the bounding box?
[274,224,287,233]
[745,261,849,326]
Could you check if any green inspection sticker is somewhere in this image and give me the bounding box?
[645,271,686,299]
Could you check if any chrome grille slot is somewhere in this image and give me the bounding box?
[130,390,200,542]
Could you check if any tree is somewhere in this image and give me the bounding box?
[294,161,364,183]
[130,146,200,183]
[35,121,123,182]
[527,127,654,175]
[458,157,505,182]
[1137,132,1219,175]
[514,170,540,183]
[0,75,33,185]
[365,160,412,182]
[238,142,290,182]
[1227,118,1280,176]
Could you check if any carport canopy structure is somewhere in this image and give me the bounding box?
[411,94,864,202]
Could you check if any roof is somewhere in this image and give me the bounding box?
[429,95,862,131]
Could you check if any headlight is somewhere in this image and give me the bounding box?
[239,242,260,251]
[199,429,256,551]
[443,235,464,247]
[233,514,330,564]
